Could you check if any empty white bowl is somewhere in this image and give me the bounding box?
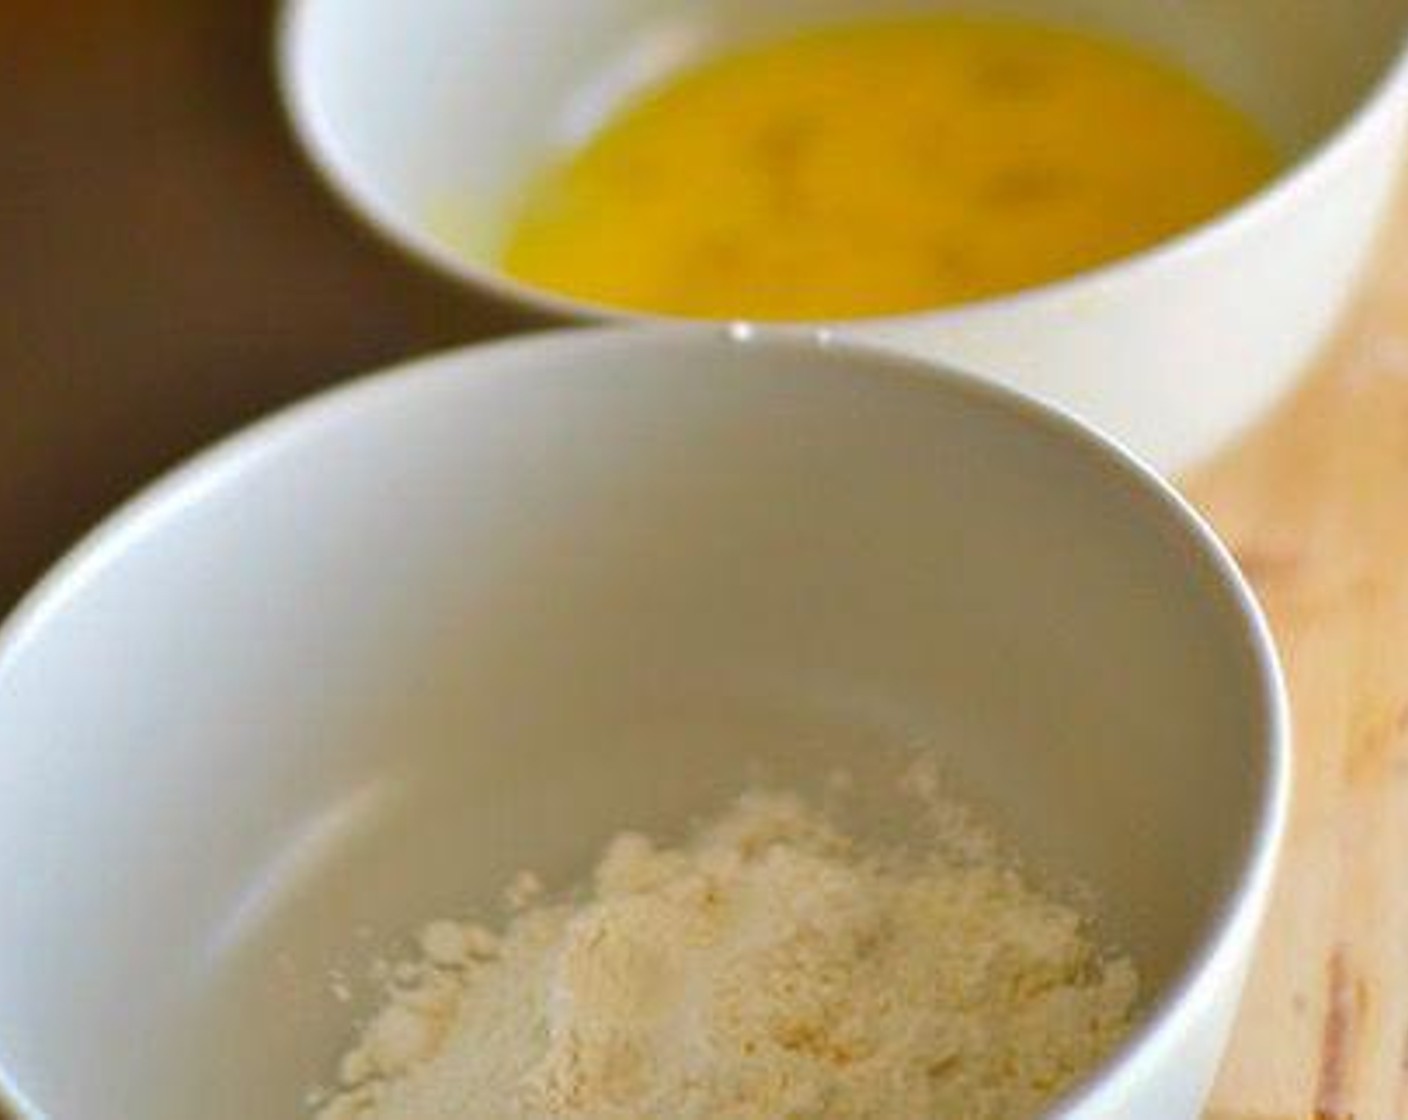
[279,0,1408,471]
[0,328,1287,1118]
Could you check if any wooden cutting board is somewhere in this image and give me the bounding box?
[1191,172,1408,1120]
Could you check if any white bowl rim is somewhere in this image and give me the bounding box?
[275,0,1408,328]
[0,325,1290,1119]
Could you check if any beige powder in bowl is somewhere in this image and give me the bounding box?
[313,788,1137,1120]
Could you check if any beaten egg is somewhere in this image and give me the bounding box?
[493,17,1278,320]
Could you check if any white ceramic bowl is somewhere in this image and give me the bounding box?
[279,0,1408,472]
[0,328,1286,1119]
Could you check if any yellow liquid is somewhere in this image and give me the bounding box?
[498,17,1278,320]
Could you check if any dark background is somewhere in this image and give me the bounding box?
[1,2,530,609]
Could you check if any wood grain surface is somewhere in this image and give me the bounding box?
[2,4,1408,1118]
[1190,175,1408,1120]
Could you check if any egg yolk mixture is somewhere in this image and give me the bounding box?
[493,17,1278,320]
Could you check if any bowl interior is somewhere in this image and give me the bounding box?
[0,330,1277,1117]
[285,0,1408,290]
